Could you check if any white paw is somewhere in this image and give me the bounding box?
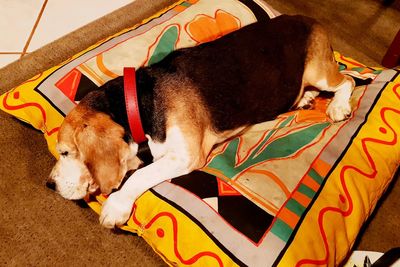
[297,97,312,109]
[99,192,134,229]
[297,90,319,110]
[326,99,351,122]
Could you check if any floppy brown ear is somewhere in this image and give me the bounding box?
[74,114,130,194]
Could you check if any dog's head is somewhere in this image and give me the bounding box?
[48,94,142,200]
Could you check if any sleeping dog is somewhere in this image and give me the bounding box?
[48,15,355,228]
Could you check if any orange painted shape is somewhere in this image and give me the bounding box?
[312,158,332,177]
[314,97,330,113]
[302,175,321,192]
[278,207,300,229]
[188,16,220,43]
[216,11,240,36]
[96,54,118,79]
[295,110,328,123]
[292,191,312,207]
[187,10,240,43]
[173,4,186,12]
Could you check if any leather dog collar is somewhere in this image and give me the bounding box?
[123,67,147,144]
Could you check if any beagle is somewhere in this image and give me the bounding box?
[48,15,355,228]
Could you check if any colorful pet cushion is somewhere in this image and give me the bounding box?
[1,0,399,266]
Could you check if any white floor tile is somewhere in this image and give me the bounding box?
[0,54,21,68]
[0,0,43,52]
[28,0,134,51]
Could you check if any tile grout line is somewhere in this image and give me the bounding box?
[20,0,48,59]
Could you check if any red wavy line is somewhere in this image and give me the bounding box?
[132,206,223,266]
[3,91,47,122]
[46,127,60,136]
[296,84,400,266]
[2,91,59,136]
[131,204,141,226]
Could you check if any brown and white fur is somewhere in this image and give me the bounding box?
[48,15,354,228]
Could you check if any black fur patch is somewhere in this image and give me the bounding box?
[137,141,153,166]
[148,15,315,131]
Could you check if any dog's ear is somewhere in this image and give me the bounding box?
[73,113,130,194]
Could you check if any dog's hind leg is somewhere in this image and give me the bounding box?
[302,23,355,121]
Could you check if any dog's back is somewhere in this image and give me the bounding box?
[147,15,317,132]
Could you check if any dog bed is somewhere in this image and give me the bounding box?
[1,0,399,266]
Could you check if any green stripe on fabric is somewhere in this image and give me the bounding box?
[285,199,306,216]
[308,168,323,185]
[352,67,366,73]
[297,184,316,198]
[180,1,191,7]
[148,26,178,66]
[271,218,293,242]
[280,115,294,127]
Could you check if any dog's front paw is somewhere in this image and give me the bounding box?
[297,97,314,110]
[297,90,319,110]
[99,192,134,229]
[326,100,351,122]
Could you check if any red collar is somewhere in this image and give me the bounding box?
[123,67,147,144]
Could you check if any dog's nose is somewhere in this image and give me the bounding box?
[46,180,56,191]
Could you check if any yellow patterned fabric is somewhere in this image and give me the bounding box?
[281,81,400,266]
[1,1,399,266]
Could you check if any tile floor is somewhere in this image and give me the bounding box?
[0,0,134,68]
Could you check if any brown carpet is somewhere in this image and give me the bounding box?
[0,0,399,265]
